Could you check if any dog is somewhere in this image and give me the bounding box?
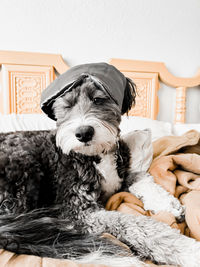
[0,63,200,267]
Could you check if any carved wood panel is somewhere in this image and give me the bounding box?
[0,64,54,114]
[110,58,200,123]
[174,87,187,124]
[122,72,160,119]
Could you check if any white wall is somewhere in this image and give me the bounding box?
[0,0,199,122]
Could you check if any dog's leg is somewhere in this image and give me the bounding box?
[83,209,200,267]
[127,172,185,221]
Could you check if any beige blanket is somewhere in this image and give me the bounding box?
[150,130,200,240]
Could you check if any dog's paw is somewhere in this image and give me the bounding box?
[143,195,185,222]
[170,199,185,222]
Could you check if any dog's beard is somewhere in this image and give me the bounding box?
[56,117,118,156]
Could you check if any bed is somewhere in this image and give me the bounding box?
[0,51,200,267]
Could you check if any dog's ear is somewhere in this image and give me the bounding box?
[121,77,137,115]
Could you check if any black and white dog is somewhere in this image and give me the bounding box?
[0,63,200,267]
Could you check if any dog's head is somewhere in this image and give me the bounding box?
[41,63,136,155]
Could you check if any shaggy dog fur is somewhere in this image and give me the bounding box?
[0,78,200,267]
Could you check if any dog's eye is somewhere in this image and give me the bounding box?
[64,105,71,109]
[64,102,72,109]
[93,98,105,105]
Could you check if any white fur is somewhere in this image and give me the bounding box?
[76,253,146,267]
[129,172,185,219]
[178,241,200,267]
[96,151,122,199]
[56,116,118,155]
[85,209,200,267]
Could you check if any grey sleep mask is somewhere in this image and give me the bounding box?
[40,62,133,120]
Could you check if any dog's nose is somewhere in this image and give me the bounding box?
[75,126,95,143]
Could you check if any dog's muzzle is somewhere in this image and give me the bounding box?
[75,126,95,143]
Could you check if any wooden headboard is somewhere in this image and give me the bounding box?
[110,58,200,124]
[0,51,69,115]
[0,51,200,124]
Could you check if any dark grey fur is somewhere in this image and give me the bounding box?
[0,79,200,267]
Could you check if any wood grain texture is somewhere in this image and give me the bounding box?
[0,51,69,115]
[174,87,187,124]
[110,58,200,87]
[110,58,200,123]
[0,50,69,74]
[123,72,159,119]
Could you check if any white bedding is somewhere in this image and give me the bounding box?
[0,114,199,140]
[0,114,56,132]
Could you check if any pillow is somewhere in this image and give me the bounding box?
[0,114,56,133]
[173,124,200,136]
[120,116,172,141]
[122,129,153,172]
